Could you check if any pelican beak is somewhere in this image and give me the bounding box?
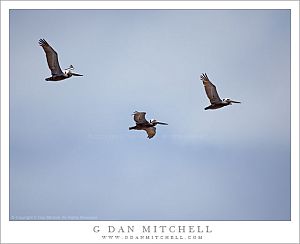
[157,122,168,125]
[71,72,83,76]
[231,100,241,103]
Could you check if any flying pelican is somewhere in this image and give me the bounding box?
[129,111,168,139]
[39,39,83,81]
[200,73,241,110]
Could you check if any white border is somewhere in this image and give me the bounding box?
[0,0,299,9]
[1,1,299,243]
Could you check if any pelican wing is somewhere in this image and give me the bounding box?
[144,127,156,139]
[39,39,64,76]
[200,73,222,104]
[133,111,148,124]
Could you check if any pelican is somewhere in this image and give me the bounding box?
[200,73,241,110]
[39,39,83,81]
[129,111,168,139]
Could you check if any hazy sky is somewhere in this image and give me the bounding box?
[9,9,290,220]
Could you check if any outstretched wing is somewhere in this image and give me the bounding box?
[133,111,148,124]
[200,73,222,104]
[144,127,156,139]
[39,39,64,76]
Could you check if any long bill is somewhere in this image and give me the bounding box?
[230,100,241,103]
[71,72,83,76]
[157,122,168,125]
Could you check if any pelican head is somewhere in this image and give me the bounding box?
[64,65,83,77]
[150,119,168,126]
[223,98,241,105]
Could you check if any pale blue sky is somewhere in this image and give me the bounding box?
[9,9,290,220]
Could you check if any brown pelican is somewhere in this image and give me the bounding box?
[129,111,168,139]
[39,39,83,81]
[200,73,241,110]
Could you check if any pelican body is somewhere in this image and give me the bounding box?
[200,73,241,110]
[39,39,83,81]
[129,111,168,139]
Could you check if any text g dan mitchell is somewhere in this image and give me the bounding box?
[93,225,213,234]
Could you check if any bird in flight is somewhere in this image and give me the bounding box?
[39,39,83,81]
[129,111,168,139]
[200,73,241,110]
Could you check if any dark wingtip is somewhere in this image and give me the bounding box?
[200,73,209,82]
[38,38,47,46]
